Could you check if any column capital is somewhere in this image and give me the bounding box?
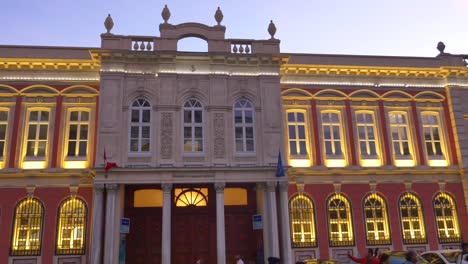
[161,183,173,193]
[214,182,225,193]
[278,181,288,192]
[106,183,118,191]
[256,182,266,191]
[94,183,106,191]
[266,181,276,192]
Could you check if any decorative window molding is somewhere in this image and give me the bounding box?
[388,111,415,167]
[233,99,255,153]
[355,111,382,167]
[363,193,391,245]
[399,193,427,244]
[433,192,461,244]
[10,198,44,256]
[327,193,354,247]
[129,98,151,153]
[420,112,448,167]
[321,111,346,167]
[55,197,87,255]
[289,194,317,248]
[183,99,203,153]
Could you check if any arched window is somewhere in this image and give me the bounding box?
[433,192,461,243]
[289,194,316,247]
[56,197,87,255]
[175,188,208,207]
[183,99,203,152]
[234,99,255,153]
[363,193,391,245]
[327,193,354,246]
[10,198,44,256]
[129,98,151,153]
[399,193,426,244]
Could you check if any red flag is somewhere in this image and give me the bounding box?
[105,162,117,172]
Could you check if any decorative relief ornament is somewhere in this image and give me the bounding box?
[162,5,171,24]
[268,20,277,39]
[214,7,223,25]
[104,14,114,34]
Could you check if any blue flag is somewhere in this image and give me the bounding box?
[275,151,285,177]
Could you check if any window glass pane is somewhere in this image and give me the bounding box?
[287,113,295,122]
[298,126,305,139]
[297,113,304,122]
[246,140,254,151]
[141,139,150,151]
[195,139,203,151]
[288,126,296,139]
[69,125,77,139]
[78,142,87,156]
[142,126,150,138]
[67,142,76,157]
[0,142,4,157]
[290,142,297,155]
[234,111,242,123]
[195,127,203,138]
[130,139,139,151]
[194,111,202,123]
[184,111,191,123]
[0,124,6,139]
[235,127,243,139]
[245,111,253,123]
[41,111,49,121]
[142,110,150,123]
[236,140,243,152]
[70,111,79,121]
[131,110,139,122]
[39,125,48,139]
[37,141,46,156]
[130,127,139,138]
[299,142,307,155]
[81,111,89,121]
[26,142,35,156]
[28,125,37,139]
[80,125,88,139]
[0,111,7,121]
[30,111,38,121]
[184,127,192,138]
[245,127,253,138]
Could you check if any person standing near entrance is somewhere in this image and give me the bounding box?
[348,249,380,264]
[235,254,244,264]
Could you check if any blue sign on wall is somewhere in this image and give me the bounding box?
[120,218,130,234]
[252,214,262,230]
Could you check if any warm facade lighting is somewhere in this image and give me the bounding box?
[325,159,347,168]
[360,159,382,167]
[427,159,448,167]
[394,159,416,167]
[289,159,311,167]
[22,161,47,170]
[63,160,88,169]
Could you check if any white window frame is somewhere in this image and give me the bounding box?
[289,194,317,248]
[24,109,50,159]
[0,109,9,162]
[420,111,447,165]
[183,99,204,153]
[286,110,310,158]
[65,110,90,159]
[233,99,255,153]
[388,111,415,166]
[129,98,151,154]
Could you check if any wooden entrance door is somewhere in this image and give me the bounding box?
[172,186,216,264]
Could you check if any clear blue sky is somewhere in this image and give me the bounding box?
[2,0,467,57]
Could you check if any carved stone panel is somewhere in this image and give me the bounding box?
[160,112,173,159]
[213,113,225,158]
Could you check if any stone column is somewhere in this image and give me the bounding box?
[278,181,292,264]
[257,183,270,261]
[161,183,172,264]
[215,182,226,264]
[266,181,280,259]
[90,184,105,264]
[104,183,118,264]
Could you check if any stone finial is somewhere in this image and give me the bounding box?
[215,7,224,26]
[104,14,114,34]
[162,5,171,24]
[268,20,277,39]
[437,41,446,54]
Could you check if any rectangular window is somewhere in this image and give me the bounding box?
[67,111,89,158]
[421,113,446,164]
[321,112,343,156]
[183,108,203,152]
[0,110,8,159]
[25,110,49,158]
[287,111,308,157]
[389,112,411,156]
[356,112,377,156]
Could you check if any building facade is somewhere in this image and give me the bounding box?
[0,6,467,264]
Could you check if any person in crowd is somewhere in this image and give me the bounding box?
[235,254,245,264]
[403,250,418,264]
[379,253,390,264]
[348,248,380,264]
